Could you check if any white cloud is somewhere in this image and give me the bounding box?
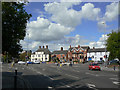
[89,34,109,48]
[44,2,100,27]
[97,3,118,32]
[81,3,100,20]
[104,2,118,21]
[27,17,73,42]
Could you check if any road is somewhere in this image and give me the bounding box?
[2,63,120,89]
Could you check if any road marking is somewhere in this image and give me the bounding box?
[48,86,53,89]
[65,85,71,87]
[113,81,120,85]
[65,74,79,79]
[110,78,118,81]
[87,83,96,88]
[85,72,98,77]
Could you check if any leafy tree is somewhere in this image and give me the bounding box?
[19,50,32,61]
[106,31,120,61]
[2,2,32,58]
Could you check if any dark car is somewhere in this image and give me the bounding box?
[108,60,119,65]
[89,63,101,71]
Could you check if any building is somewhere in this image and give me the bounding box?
[87,47,110,62]
[68,45,90,63]
[31,45,51,62]
[51,47,68,62]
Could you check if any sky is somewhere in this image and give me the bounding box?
[20,1,119,52]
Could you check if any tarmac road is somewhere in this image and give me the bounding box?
[2,63,120,89]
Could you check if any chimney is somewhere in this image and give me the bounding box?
[61,47,63,51]
[78,45,80,48]
[46,45,48,49]
[39,46,41,49]
[70,45,71,48]
[43,46,44,48]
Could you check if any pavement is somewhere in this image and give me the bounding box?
[2,63,120,89]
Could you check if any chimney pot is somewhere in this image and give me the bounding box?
[78,45,80,48]
[70,45,71,48]
[39,46,41,49]
[46,45,48,49]
[43,46,44,48]
[61,47,63,51]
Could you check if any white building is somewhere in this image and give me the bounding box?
[87,47,110,62]
[31,45,51,62]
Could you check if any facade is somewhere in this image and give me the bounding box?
[51,47,68,62]
[87,47,110,62]
[31,45,51,62]
[68,45,90,63]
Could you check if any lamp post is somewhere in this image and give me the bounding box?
[102,22,107,66]
[27,32,29,61]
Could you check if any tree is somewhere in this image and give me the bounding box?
[106,31,120,61]
[19,50,32,61]
[2,2,32,58]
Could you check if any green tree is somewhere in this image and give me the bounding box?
[106,31,120,61]
[19,50,32,61]
[2,2,32,58]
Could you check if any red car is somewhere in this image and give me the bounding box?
[89,63,101,71]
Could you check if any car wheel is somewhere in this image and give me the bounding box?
[99,69,101,71]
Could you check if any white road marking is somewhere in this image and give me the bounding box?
[48,86,53,89]
[87,83,96,88]
[85,72,98,77]
[65,85,70,87]
[113,81,120,85]
[65,74,79,79]
[110,78,118,81]
[43,74,54,80]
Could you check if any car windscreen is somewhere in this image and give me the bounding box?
[92,64,98,66]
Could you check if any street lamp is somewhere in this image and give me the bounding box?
[27,32,29,61]
[102,22,107,66]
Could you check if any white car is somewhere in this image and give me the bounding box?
[18,61,26,65]
[34,61,40,64]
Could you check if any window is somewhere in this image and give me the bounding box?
[100,52,102,55]
[32,55,34,57]
[38,54,40,57]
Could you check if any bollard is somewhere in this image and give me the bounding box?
[114,66,116,71]
[14,69,17,89]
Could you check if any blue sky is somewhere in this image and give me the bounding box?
[20,2,119,52]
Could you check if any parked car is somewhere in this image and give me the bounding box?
[89,63,101,71]
[108,60,119,65]
[34,61,40,64]
[27,61,34,64]
[97,61,104,64]
[18,61,26,65]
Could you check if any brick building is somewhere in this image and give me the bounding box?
[51,47,68,62]
[68,45,90,63]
